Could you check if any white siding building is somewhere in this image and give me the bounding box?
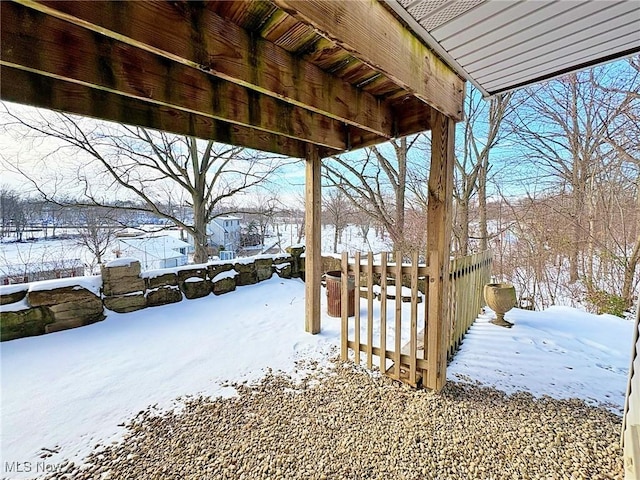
[117,235,190,270]
[206,216,241,253]
[623,304,640,480]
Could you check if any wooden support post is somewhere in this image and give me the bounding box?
[426,109,455,391]
[305,145,322,334]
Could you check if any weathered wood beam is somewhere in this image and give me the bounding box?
[272,0,465,121]
[425,109,455,391]
[304,145,322,334]
[1,65,318,159]
[1,2,351,151]
[22,0,395,138]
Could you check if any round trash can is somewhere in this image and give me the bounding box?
[325,270,355,318]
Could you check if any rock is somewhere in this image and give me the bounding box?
[321,255,341,274]
[176,268,207,284]
[286,246,305,278]
[181,278,211,299]
[146,287,183,307]
[103,293,147,313]
[0,285,28,305]
[254,258,273,282]
[45,315,104,333]
[45,295,105,333]
[234,262,258,286]
[0,307,54,341]
[146,273,178,289]
[48,361,626,480]
[101,261,146,296]
[273,262,292,279]
[208,263,235,280]
[212,277,236,296]
[28,286,100,307]
[20,286,106,336]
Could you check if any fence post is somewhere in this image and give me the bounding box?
[425,109,455,391]
[341,251,349,361]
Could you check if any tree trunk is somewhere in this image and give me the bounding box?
[192,196,209,264]
[395,137,407,250]
[622,178,640,308]
[478,158,488,251]
[569,183,583,284]
[458,198,469,256]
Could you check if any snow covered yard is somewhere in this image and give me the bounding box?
[0,276,634,479]
[449,306,632,413]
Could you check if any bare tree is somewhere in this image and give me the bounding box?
[1,105,286,263]
[75,206,119,273]
[447,89,514,255]
[323,135,424,252]
[507,68,635,283]
[1,187,23,239]
[600,57,640,308]
[246,192,281,248]
[322,188,353,253]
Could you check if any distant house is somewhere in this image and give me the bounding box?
[206,216,241,253]
[117,235,190,270]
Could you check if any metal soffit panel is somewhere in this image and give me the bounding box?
[384,0,640,97]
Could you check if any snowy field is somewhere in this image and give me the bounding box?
[0,275,635,479]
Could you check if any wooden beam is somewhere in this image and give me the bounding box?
[24,0,395,138]
[271,0,465,121]
[1,2,350,151]
[304,145,322,334]
[0,65,318,159]
[425,109,455,391]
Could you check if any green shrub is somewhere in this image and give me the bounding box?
[585,287,627,318]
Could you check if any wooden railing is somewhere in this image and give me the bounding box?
[447,250,493,357]
[339,250,492,389]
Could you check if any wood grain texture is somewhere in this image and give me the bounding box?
[304,146,322,334]
[0,65,312,159]
[425,109,455,391]
[341,252,349,360]
[25,0,395,138]
[1,2,351,150]
[366,251,374,370]
[271,0,465,120]
[354,252,361,364]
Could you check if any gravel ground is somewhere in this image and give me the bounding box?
[41,359,623,480]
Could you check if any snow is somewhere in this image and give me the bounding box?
[448,305,632,411]
[0,277,634,479]
[26,275,102,295]
[0,284,28,296]
[104,257,139,268]
[0,238,99,276]
[0,298,29,313]
[212,270,238,282]
[184,277,205,283]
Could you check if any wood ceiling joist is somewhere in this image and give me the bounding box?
[21,0,396,140]
[271,0,466,121]
[1,1,351,151]
[1,65,317,159]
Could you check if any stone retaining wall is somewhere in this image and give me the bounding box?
[0,248,306,342]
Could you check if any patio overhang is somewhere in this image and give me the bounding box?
[0,0,465,158]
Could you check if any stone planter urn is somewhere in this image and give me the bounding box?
[484,283,517,328]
